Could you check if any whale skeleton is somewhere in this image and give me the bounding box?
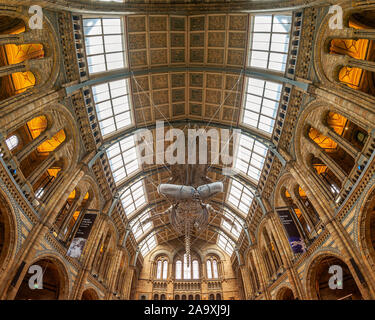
[136,181,239,263]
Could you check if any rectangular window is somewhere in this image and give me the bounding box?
[217,234,234,255]
[221,209,243,240]
[130,210,152,240]
[227,179,254,216]
[248,15,291,72]
[83,18,125,74]
[234,133,268,182]
[92,79,132,137]
[242,77,283,134]
[140,234,157,256]
[120,180,147,216]
[106,135,139,184]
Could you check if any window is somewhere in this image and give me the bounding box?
[107,135,140,184]
[242,78,283,134]
[221,209,243,240]
[248,15,291,72]
[217,234,234,255]
[156,260,162,279]
[183,254,192,280]
[140,234,157,256]
[5,135,18,150]
[130,209,152,240]
[175,260,182,280]
[162,260,168,280]
[155,258,168,280]
[206,257,219,279]
[83,18,125,74]
[92,79,132,137]
[35,187,45,199]
[120,181,147,216]
[213,260,218,278]
[206,260,212,279]
[175,255,199,280]
[227,180,254,216]
[192,260,199,279]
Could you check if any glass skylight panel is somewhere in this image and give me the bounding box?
[130,210,152,240]
[234,134,267,181]
[107,135,140,184]
[217,234,234,255]
[243,78,282,134]
[227,180,254,216]
[83,18,125,74]
[120,181,147,216]
[221,209,243,240]
[140,234,157,256]
[249,15,291,72]
[92,79,132,137]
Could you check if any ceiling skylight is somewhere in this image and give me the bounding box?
[106,135,139,184]
[140,233,157,256]
[217,233,235,255]
[83,18,125,74]
[92,79,132,137]
[248,14,291,72]
[227,179,254,216]
[221,209,243,240]
[234,133,267,182]
[242,77,283,134]
[130,209,153,240]
[120,180,147,216]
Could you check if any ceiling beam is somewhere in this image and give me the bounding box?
[88,119,286,169]
[66,66,308,96]
[31,0,329,15]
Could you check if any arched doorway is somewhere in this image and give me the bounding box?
[277,287,295,300]
[14,258,68,300]
[81,288,99,300]
[307,255,363,300]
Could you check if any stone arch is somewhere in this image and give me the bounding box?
[0,8,61,100]
[15,253,70,300]
[275,285,296,300]
[0,189,17,277]
[303,249,363,300]
[358,183,375,273]
[81,287,100,300]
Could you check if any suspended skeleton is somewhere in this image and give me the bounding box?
[138,166,239,264]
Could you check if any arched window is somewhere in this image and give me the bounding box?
[5,135,18,150]
[155,257,168,280]
[207,260,212,279]
[175,260,182,280]
[162,260,168,280]
[183,254,191,279]
[156,260,162,279]
[206,256,220,279]
[160,294,166,300]
[192,260,199,279]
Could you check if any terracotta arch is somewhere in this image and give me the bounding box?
[81,288,100,300]
[14,253,70,300]
[275,286,296,300]
[303,249,363,300]
[0,189,17,277]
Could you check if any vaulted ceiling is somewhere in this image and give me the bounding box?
[72,4,297,258]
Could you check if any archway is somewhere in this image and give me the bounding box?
[14,258,69,300]
[0,193,16,272]
[359,187,375,271]
[307,255,363,300]
[276,287,295,300]
[81,288,99,300]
